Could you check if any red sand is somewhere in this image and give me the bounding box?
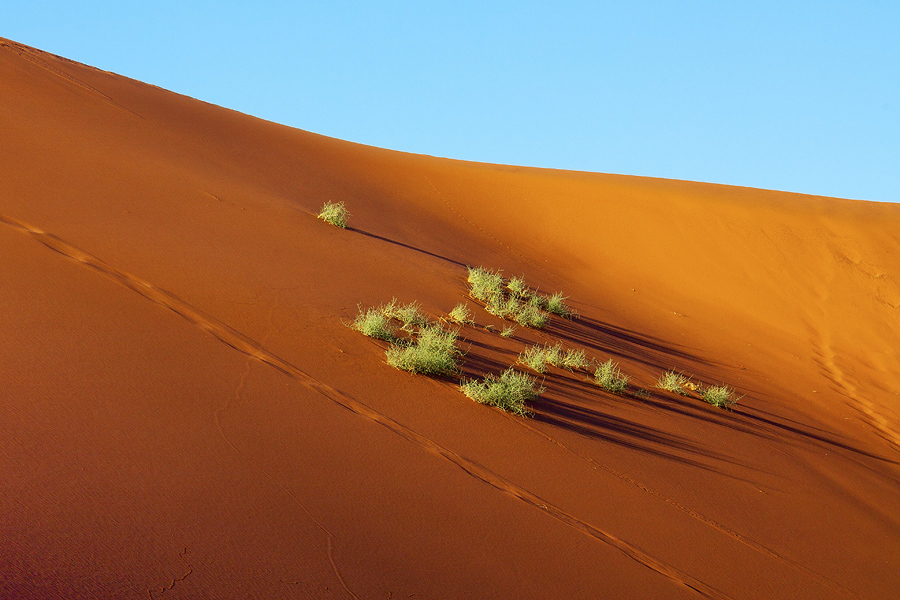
[1,38,899,599]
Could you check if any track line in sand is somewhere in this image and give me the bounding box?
[213,296,360,599]
[2,212,730,599]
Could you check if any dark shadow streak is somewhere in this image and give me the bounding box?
[349,227,468,268]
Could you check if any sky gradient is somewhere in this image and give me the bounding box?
[4,1,899,202]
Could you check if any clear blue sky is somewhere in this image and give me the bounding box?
[4,2,899,202]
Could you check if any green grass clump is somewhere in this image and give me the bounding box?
[702,384,740,409]
[500,324,517,338]
[447,302,474,325]
[467,266,504,303]
[466,266,553,329]
[386,325,461,375]
[317,200,350,228]
[546,292,575,318]
[562,348,589,371]
[513,303,548,328]
[544,344,565,368]
[656,370,693,395]
[517,343,566,372]
[518,345,550,373]
[460,368,543,416]
[350,304,397,341]
[592,359,629,393]
[383,299,430,332]
[507,275,530,299]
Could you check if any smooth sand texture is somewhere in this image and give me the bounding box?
[2,38,899,599]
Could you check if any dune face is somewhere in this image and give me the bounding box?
[2,37,899,599]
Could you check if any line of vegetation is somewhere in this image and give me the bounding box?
[466,266,574,329]
[460,367,544,417]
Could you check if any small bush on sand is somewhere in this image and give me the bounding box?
[592,359,629,393]
[500,324,516,338]
[467,266,561,329]
[546,292,575,318]
[447,302,474,325]
[507,275,530,299]
[317,200,350,228]
[562,348,589,371]
[544,344,565,368]
[382,299,430,332]
[702,384,740,409]
[513,303,548,328]
[468,266,504,303]
[518,343,567,372]
[460,368,543,416]
[350,304,396,341]
[656,370,693,395]
[518,345,550,373]
[386,325,460,375]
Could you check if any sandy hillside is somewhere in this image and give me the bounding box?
[1,38,899,599]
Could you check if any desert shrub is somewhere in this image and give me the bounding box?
[518,345,549,373]
[528,294,549,310]
[546,292,574,318]
[467,266,504,303]
[702,385,740,409]
[486,294,519,318]
[592,359,629,393]
[544,344,565,368]
[386,324,460,375]
[562,348,589,371]
[317,200,350,228]
[447,302,474,325]
[656,370,693,395]
[507,275,530,299]
[467,266,559,329]
[460,368,543,416]
[500,324,516,338]
[383,299,430,332]
[350,304,396,341]
[513,303,548,328]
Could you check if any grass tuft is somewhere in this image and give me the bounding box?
[467,266,504,303]
[656,370,693,395]
[544,344,565,368]
[447,302,474,325]
[507,275,530,299]
[513,303,548,328]
[500,324,517,338]
[518,345,549,373]
[386,325,460,375]
[460,367,543,416]
[702,384,740,409]
[350,304,397,341]
[562,348,589,371]
[546,292,575,318]
[382,299,430,332]
[317,201,350,228]
[466,266,554,329]
[592,359,629,393]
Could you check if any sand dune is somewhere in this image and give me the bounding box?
[2,37,899,599]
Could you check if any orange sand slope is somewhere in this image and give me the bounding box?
[1,38,898,599]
